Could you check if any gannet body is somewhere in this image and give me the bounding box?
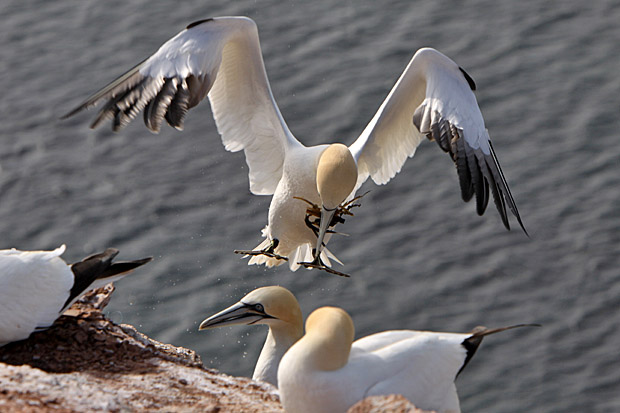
[278,307,536,413]
[254,144,343,270]
[199,286,303,386]
[0,245,151,346]
[65,16,526,275]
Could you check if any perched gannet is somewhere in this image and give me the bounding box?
[64,16,526,276]
[199,286,303,386]
[278,306,537,413]
[0,245,152,346]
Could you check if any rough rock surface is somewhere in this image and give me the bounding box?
[0,285,282,412]
[0,285,430,412]
[347,394,435,413]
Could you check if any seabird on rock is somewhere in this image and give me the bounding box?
[64,16,526,277]
[0,245,152,346]
[277,306,537,413]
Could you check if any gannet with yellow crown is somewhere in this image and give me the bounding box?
[278,306,537,413]
[198,286,537,397]
[0,245,152,346]
[199,286,303,386]
[64,16,526,277]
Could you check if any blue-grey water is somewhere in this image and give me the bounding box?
[2,0,619,411]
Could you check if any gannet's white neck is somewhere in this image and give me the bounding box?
[254,320,304,385]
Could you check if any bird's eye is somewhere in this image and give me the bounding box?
[254,304,264,312]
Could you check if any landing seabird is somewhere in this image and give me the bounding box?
[0,245,152,346]
[64,16,526,277]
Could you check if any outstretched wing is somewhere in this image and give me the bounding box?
[64,17,302,195]
[349,48,525,232]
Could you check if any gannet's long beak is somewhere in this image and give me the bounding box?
[314,206,337,261]
[199,301,274,330]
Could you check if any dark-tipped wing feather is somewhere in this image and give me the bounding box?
[62,17,298,196]
[413,103,526,234]
[63,249,152,311]
[62,55,210,133]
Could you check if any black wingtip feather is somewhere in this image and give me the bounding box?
[465,149,485,213]
[144,77,178,132]
[474,177,487,216]
[100,257,153,279]
[64,249,151,310]
[186,18,214,30]
[486,141,528,235]
[454,131,474,202]
[61,58,148,121]
[61,104,87,120]
[459,67,476,91]
[165,79,191,129]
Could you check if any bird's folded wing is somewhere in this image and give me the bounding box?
[349,48,524,231]
[64,17,301,195]
[361,332,468,405]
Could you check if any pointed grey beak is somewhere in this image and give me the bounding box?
[314,206,337,260]
[199,301,273,331]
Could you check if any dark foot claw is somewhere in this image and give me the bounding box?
[297,261,350,277]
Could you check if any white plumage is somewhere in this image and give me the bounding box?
[65,16,525,276]
[0,245,151,346]
[198,285,536,404]
[278,306,536,413]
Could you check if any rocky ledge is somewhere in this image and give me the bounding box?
[0,285,430,412]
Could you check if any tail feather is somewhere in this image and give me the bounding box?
[62,249,152,311]
[289,243,342,271]
[457,323,540,377]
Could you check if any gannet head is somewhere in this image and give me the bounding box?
[314,144,357,260]
[316,144,357,210]
[303,306,355,371]
[199,286,303,333]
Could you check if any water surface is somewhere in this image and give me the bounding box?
[2,1,619,411]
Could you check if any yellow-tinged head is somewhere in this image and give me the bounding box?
[199,286,303,335]
[316,144,357,210]
[303,306,355,371]
[242,286,303,329]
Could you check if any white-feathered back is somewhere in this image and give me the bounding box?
[0,246,73,345]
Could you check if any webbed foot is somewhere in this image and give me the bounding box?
[234,239,289,261]
[297,255,350,278]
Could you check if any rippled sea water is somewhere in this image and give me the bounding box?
[2,1,619,411]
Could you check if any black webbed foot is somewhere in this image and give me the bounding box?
[297,254,350,278]
[234,239,289,261]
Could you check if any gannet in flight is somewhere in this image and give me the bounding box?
[64,16,526,277]
[0,245,151,346]
[278,306,537,413]
[199,286,303,386]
